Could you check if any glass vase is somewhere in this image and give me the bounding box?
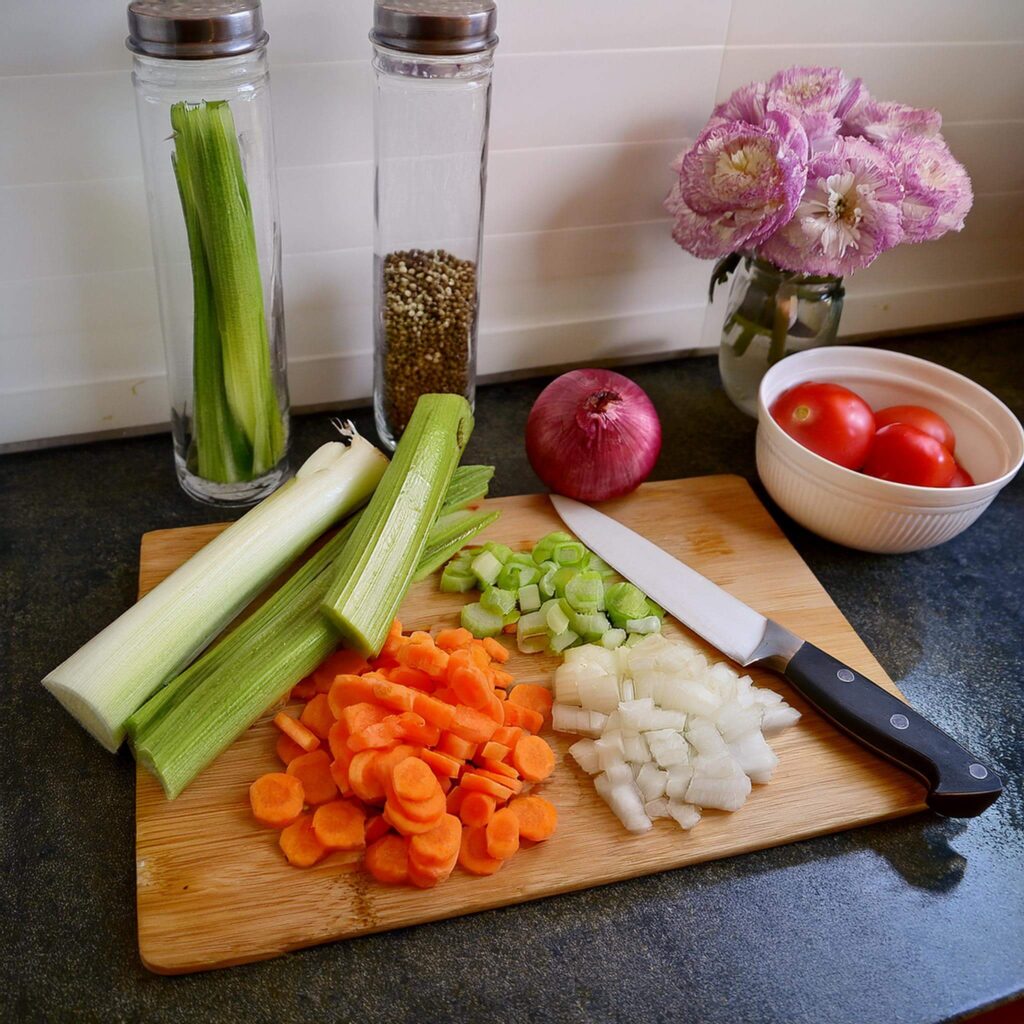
[718,256,844,417]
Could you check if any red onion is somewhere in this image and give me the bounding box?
[525,369,662,501]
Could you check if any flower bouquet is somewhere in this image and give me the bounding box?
[666,66,973,414]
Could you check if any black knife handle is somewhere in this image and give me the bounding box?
[783,643,1002,818]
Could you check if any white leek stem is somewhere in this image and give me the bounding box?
[42,431,387,751]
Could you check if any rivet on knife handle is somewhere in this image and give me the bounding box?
[778,642,1002,818]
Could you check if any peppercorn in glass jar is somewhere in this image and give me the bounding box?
[370,1,497,448]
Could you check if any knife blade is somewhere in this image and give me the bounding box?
[550,493,1002,818]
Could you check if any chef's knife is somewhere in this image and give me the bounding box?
[550,494,1002,818]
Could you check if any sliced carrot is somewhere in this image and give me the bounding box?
[482,690,505,725]
[340,701,390,737]
[380,619,405,661]
[419,747,461,779]
[365,833,409,884]
[408,813,462,868]
[393,711,441,747]
[459,791,496,828]
[482,637,510,663]
[388,783,446,824]
[492,668,514,688]
[458,825,504,876]
[446,786,467,816]
[328,719,350,762]
[437,775,453,794]
[435,627,473,651]
[388,665,434,692]
[313,648,372,691]
[502,623,517,634]
[279,813,327,867]
[449,705,499,744]
[471,767,524,794]
[502,701,543,734]
[364,814,390,845]
[480,757,519,780]
[479,741,510,762]
[485,807,520,860]
[399,639,449,678]
[492,725,523,750]
[329,756,352,797]
[437,732,477,760]
[391,756,438,804]
[365,674,419,713]
[299,693,335,741]
[508,794,558,841]
[348,750,387,803]
[411,691,457,730]
[346,719,400,752]
[327,674,377,718]
[285,749,337,805]
[433,686,460,705]
[291,677,317,701]
[250,772,305,828]
[312,798,366,851]
[460,772,515,803]
[448,662,491,710]
[512,734,556,783]
[508,683,554,722]
[372,743,419,791]
[383,797,444,836]
[276,733,306,766]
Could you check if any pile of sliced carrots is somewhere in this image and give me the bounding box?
[248,621,559,888]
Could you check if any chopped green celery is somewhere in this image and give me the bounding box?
[498,562,540,590]
[440,565,477,593]
[564,571,605,613]
[531,531,572,565]
[321,394,472,655]
[482,541,514,564]
[549,629,579,654]
[624,632,646,647]
[507,552,536,568]
[517,632,549,655]
[517,610,548,639]
[517,583,541,613]
[571,610,612,640]
[171,101,284,479]
[553,541,588,567]
[480,586,516,616]
[605,581,650,622]
[545,602,570,635]
[538,564,558,599]
[503,609,521,626]
[552,566,577,597]
[601,628,628,649]
[128,466,486,796]
[414,509,500,583]
[471,550,503,587]
[646,598,666,619]
[437,465,494,517]
[588,554,617,577]
[626,615,661,634]
[461,602,504,638]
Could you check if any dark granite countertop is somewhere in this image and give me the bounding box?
[3,322,1022,1024]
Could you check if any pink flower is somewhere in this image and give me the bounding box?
[766,66,867,152]
[760,137,904,276]
[711,81,768,126]
[665,113,808,259]
[883,132,973,242]
[844,99,943,143]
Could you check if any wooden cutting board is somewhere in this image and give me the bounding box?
[135,476,925,974]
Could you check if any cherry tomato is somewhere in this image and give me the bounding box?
[862,423,956,487]
[874,404,956,455]
[948,463,975,487]
[770,382,876,469]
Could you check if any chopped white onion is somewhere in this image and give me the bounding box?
[645,797,671,820]
[645,729,690,768]
[552,703,607,737]
[667,800,702,830]
[665,764,694,800]
[761,704,802,736]
[636,762,669,800]
[728,730,779,782]
[594,770,653,833]
[622,732,651,764]
[568,738,600,774]
[685,717,729,759]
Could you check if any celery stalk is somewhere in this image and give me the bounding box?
[171,100,285,481]
[321,394,473,654]
[131,464,496,798]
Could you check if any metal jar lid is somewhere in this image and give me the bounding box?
[371,0,497,56]
[126,0,268,60]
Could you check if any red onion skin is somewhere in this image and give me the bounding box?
[525,369,662,502]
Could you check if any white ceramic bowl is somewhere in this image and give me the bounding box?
[756,346,1024,553]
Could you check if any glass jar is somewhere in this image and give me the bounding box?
[371,0,497,449]
[718,256,845,418]
[128,1,289,505]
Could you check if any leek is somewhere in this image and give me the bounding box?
[171,100,285,481]
[130,465,496,798]
[42,429,387,752]
[321,394,473,655]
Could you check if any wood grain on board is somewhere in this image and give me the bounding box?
[135,476,925,974]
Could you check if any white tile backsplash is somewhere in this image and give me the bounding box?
[2,0,1022,447]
